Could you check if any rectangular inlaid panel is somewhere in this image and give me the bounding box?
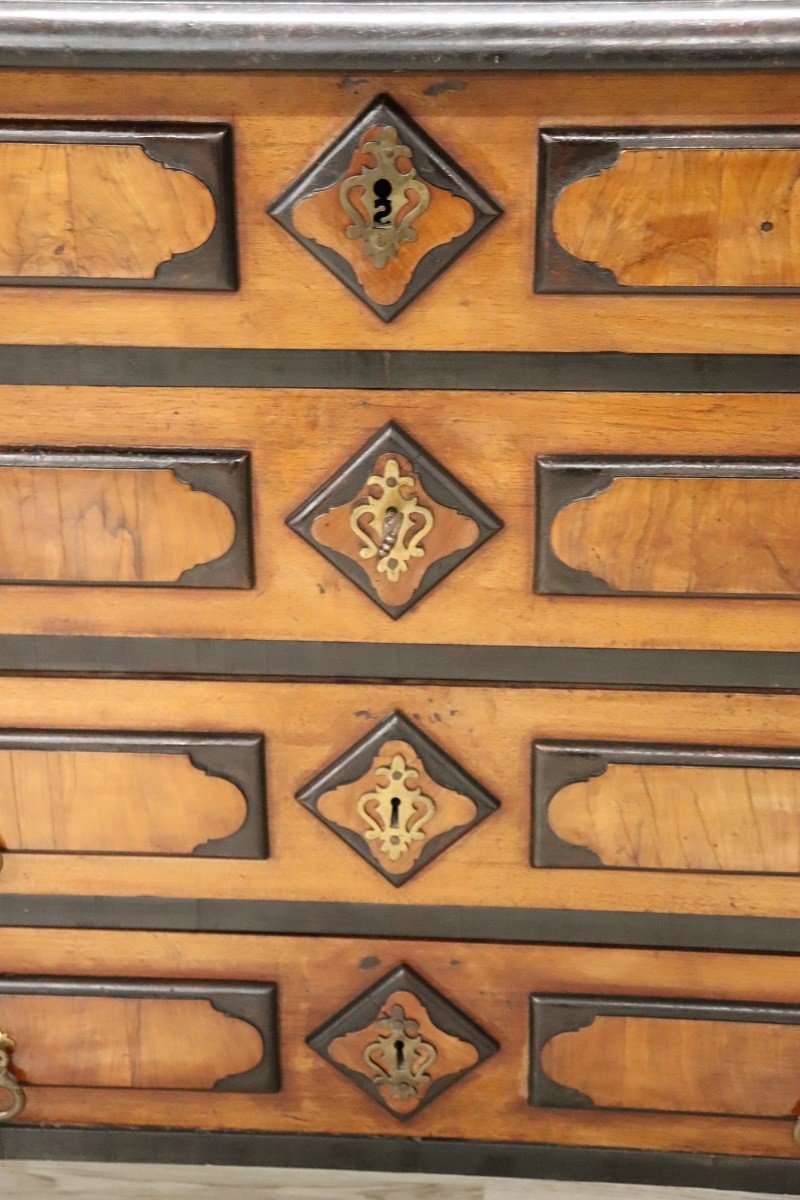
[0,731,266,863]
[2,929,800,1160]
[11,386,800,649]
[533,743,800,875]
[530,995,800,1120]
[8,71,800,351]
[0,977,278,1097]
[536,458,800,598]
[0,448,252,589]
[537,128,800,295]
[3,678,800,924]
[0,123,235,290]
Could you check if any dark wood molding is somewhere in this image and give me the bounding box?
[0,729,266,862]
[533,740,800,873]
[0,448,253,590]
[287,422,502,617]
[1,895,798,954]
[0,976,279,1094]
[530,993,800,1114]
[536,127,800,295]
[536,455,800,598]
[0,122,236,292]
[297,710,499,887]
[4,2,800,74]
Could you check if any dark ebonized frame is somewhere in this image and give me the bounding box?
[307,964,498,1120]
[0,729,266,861]
[296,710,499,886]
[0,976,279,1093]
[0,122,237,291]
[287,421,502,618]
[268,94,502,322]
[533,740,800,874]
[536,455,800,597]
[530,993,800,1115]
[0,448,253,589]
[536,127,800,295]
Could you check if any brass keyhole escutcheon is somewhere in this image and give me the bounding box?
[0,1030,25,1122]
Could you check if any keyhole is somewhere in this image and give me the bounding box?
[373,178,393,226]
[389,796,401,828]
[394,1039,405,1069]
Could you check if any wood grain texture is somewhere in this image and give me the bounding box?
[0,465,235,584]
[549,476,800,595]
[0,143,215,280]
[540,1015,800,1116]
[548,762,800,873]
[0,994,262,1090]
[552,147,800,289]
[6,71,800,349]
[8,386,800,648]
[0,748,246,855]
[2,927,800,1158]
[3,678,800,921]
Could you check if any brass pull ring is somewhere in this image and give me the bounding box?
[0,1030,25,1121]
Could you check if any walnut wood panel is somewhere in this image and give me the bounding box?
[2,927,800,1160]
[0,977,278,1097]
[0,731,265,860]
[0,123,234,290]
[542,467,800,597]
[541,131,800,293]
[532,997,800,1118]
[12,386,800,647]
[4,678,800,922]
[9,71,800,349]
[535,745,800,873]
[0,449,250,589]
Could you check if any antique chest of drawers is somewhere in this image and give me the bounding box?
[1,1,800,1192]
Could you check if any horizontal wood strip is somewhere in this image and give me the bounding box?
[547,762,800,872]
[549,476,800,596]
[1,928,800,1157]
[0,748,246,854]
[0,994,262,1089]
[540,1015,800,1117]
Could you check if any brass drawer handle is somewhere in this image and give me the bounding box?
[0,1030,25,1121]
[794,1115,800,1148]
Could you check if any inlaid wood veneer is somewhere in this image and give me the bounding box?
[533,742,800,874]
[538,128,800,294]
[530,996,800,1119]
[0,123,236,290]
[0,731,266,863]
[0,449,252,589]
[536,458,800,597]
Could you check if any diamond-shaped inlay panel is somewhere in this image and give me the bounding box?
[308,964,498,1120]
[268,94,502,320]
[296,711,500,886]
[286,422,502,618]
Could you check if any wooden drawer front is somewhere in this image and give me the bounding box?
[537,457,800,598]
[0,448,251,589]
[0,977,278,1112]
[534,742,800,875]
[530,995,800,1120]
[538,128,800,295]
[0,123,235,290]
[0,730,266,863]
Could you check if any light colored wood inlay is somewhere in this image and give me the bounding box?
[0,994,262,1089]
[549,476,800,595]
[0,748,246,854]
[0,143,215,280]
[0,466,235,584]
[541,1015,800,1116]
[548,762,800,873]
[553,147,800,289]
